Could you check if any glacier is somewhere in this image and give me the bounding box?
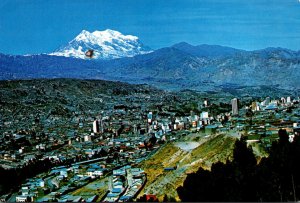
[49,29,152,60]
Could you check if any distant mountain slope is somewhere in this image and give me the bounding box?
[0,53,98,79]
[49,29,152,60]
[98,45,300,90]
[1,43,300,91]
[172,42,246,58]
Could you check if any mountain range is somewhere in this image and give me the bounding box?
[1,29,300,92]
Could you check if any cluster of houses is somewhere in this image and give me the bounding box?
[104,165,146,202]
[12,161,108,202]
[11,163,146,202]
[1,91,300,202]
[232,96,300,148]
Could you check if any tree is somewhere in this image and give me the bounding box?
[163,195,176,202]
[232,137,256,171]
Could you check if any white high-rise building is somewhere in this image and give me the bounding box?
[204,99,208,107]
[84,135,92,142]
[231,98,239,115]
[93,120,99,133]
[251,102,260,111]
[200,112,209,119]
[147,112,153,123]
[287,96,291,103]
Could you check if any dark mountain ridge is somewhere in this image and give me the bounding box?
[1,43,300,91]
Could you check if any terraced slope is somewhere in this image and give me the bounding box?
[137,133,236,201]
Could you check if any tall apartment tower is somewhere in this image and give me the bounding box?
[265,97,271,105]
[147,112,153,123]
[204,99,208,107]
[231,98,239,115]
[93,120,100,133]
[99,115,104,133]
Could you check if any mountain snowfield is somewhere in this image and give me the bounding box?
[49,29,152,60]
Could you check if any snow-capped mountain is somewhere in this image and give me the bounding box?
[49,29,152,60]
[2,42,300,91]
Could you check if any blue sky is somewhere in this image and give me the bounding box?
[1,0,300,55]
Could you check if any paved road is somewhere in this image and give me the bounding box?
[8,193,17,202]
[226,130,242,138]
[45,175,58,190]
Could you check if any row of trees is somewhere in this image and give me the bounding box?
[177,129,300,201]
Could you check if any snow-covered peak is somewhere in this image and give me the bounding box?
[74,30,91,42]
[50,29,152,60]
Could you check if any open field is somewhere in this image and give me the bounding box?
[70,177,109,201]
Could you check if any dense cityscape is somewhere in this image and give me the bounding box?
[0,79,299,202]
